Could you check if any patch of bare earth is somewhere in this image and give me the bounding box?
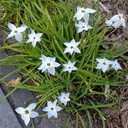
[98,0,128,128]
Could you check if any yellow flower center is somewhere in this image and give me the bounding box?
[47,63,51,66]
[68,66,71,69]
[33,36,36,40]
[14,30,18,33]
[81,10,85,13]
[103,62,106,65]
[51,107,54,111]
[25,110,29,114]
[118,16,122,19]
[70,46,74,49]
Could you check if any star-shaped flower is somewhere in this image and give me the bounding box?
[106,13,126,28]
[15,103,39,126]
[96,58,111,72]
[38,55,60,76]
[74,6,96,21]
[26,30,43,47]
[75,21,92,33]
[58,92,70,106]
[111,60,122,71]
[63,39,81,55]
[105,19,113,26]
[7,23,27,42]
[63,60,77,73]
[42,100,62,118]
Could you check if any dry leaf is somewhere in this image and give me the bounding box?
[6,77,21,87]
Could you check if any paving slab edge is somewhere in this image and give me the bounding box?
[0,27,69,128]
[0,42,42,128]
[0,43,42,128]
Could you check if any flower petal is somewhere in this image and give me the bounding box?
[30,111,39,118]
[8,23,16,30]
[72,66,77,71]
[85,8,96,13]
[28,103,36,111]
[74,47,81,53]
[24,114,30,126]
[38,64,47,73]
[52,111,58,118]
[102,66,108,72]
[15,33,23,42]
[17,27,27,33]
[110,15,119,22]
[15,107,24,114]
[121,18,126,28]
[96,64,101,69]
[37,33,43,37]
[49,57,55,62]
[21,114,25,120]
[112,21,121,28]
[48,67,55,75]
[74,11,84,20]
[83,13,89,23]
[53,100,57,106]
[105,19,113,26]
[26,38,32,43]
[31,41,37,47]
[64,48,70,54]
[7,32,15,39]
[48,111,53,118]
[39,55,47,61]
[43,107,49,112]
[55,106,62,111]
[52,62,60,67]
[77,27,83,33]
[63,42,70,47]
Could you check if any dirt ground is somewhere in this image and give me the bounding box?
[90,0,128,128]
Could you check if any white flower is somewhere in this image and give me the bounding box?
[58,92,70,106]
[42,100,62,118]
[38,55,60,76]
[63,60,77,73]
[75,21,92,33]
[96,58,111,72]
[106,13,126,28]
[105,19,113,26]
[26,30,43,47]
[63,39,81,55]
[111,60,122,71]
[15,103,39,126]
[74,6,96,21]
[7,23,27,42]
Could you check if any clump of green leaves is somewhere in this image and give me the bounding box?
[0,0,128,127]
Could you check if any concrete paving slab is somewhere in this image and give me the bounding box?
[0,42,41,128]
[0,39,50,128]
[0,87,22,128]
[0,27,69,128]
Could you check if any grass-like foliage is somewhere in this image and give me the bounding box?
[0,0,128,127]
